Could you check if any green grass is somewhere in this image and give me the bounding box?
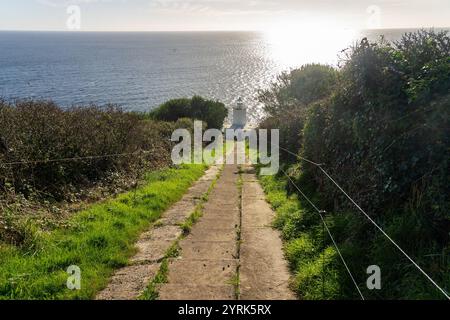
[259,172,450,300]
[257,173,343,300]
[139,252,172,300]
[0,164,206,300]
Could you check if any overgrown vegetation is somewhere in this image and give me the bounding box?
[0,95,226,299]
[0,164,206,299]
[150,95,228,129]
[258,29,450,299]
[0,98,207,247]
[0,100,193,201]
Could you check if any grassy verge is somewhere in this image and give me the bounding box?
[258,169,450,300]
[0,164,206,300]
[257,172,343,300]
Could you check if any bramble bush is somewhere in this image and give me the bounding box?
[0,100,197,201]
[0,99,198,245]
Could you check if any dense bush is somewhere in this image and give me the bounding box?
[0,100,194,201]
[258,64,338,156]
[150,95,228,129]
[302,30,450,221]
[259,30,450,299]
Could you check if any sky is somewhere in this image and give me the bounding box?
[0,0,449,31]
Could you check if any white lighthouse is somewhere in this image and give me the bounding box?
[232,97,247,129]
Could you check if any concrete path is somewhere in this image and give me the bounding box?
[98,148,294,300]
[158,163,240,300]
[158,159,294,300]
[96,164,220,300]
[239,165,294,300]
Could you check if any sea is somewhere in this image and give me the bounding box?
[0,28,447,122]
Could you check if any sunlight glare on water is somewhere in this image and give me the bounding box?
[264,23,359,70]
[0,28,434,124]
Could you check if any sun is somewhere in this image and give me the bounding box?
[264,21,358,69]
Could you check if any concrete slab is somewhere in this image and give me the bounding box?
[242,199,275,227]
[158,164,239,300]
[199,165,221,181]
[199,216,240,229]
[189,226,237,242]
[240,172,295,300]
[193,215,239,229]
[242,181,267,200]
[139,225,182,242]
[181,240,237,260]
[158,284,235,300]
[167,259,238,285]
[96,264,160,300]
[240,230,294,299]
[131,240,173,264]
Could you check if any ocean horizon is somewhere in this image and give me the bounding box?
[1,28,448,122]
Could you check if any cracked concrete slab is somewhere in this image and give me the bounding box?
[96,264,161,300]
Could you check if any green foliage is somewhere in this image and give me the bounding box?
[394,30,450,102]
[289,65,339,105]
[285,234,316,269]
[0,164,206,299]
[150,95,227,129]
[302,30,450,222]
[293,246,341,300]
[0,100,181,201]
[259,29,450,300]
[258,64,338,158]
[140,259,170,300]
[258,173,344,299]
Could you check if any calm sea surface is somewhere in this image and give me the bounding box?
[0,29,447,122]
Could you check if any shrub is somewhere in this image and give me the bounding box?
[0,100,179,201]
[302,31,450,220]
[260,29,450,299]
[258,64,338,157]
[150,96,227,129]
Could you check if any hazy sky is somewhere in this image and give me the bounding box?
[0,0,449,31]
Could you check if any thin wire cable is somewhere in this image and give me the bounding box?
[317,166,450,300]
[0,149,157,166]
[281,168,365,300]
[276,143,450,300]
[277,144,323,166]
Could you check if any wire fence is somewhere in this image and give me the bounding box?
[280,167,365,300]
[275,142,450,300]
[0,137,448,299]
